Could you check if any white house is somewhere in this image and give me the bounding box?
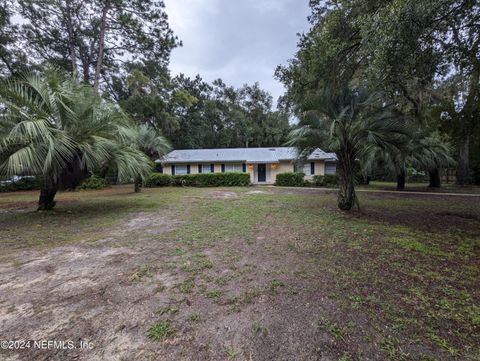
[159,147,337,184]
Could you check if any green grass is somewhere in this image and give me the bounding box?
[318,318,345,341]
[225,346,239,359]
[179,278,195,293]
[1,185,479,359]
[360,180,480,194]
[147,320,175,341]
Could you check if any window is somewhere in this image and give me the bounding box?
[325,162,336,175]
[303,164,311,175]
[174,165,188,175]
[303,162,315,175]
[200,164,213,173]
[224,163,243,172]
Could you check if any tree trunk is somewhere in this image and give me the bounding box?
[134,176,142,193]
[456,136,470,185]
[65,0,77,74]
[337,151,358,211]
[94,1,110,90]
[428,168,441,188]
[38,177,58,211]
[396,170,406,190]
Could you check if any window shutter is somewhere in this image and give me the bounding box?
[242,163,246,172]
[187,165,191,174]
[171,164,175,175]
[198,164,202,173]
[211,164,214,173]
[311,162,315,175]
[221,164,225,173]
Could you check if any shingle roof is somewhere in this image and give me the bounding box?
[160,147,337,164]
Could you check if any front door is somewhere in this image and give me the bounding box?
[257,163,266,182]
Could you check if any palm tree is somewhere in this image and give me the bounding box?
[0,69,152,210]
[289,87,408,210]
[364,131,455,190]
[133,123,171,192]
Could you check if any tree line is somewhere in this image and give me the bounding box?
[277,0,479,209]
[0,0,478,211]
[0,0,291,151]
[0,0,290,209]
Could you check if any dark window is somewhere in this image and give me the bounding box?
[325,162,336,175]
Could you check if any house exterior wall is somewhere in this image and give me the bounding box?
[270,161,294,183]
[164,164,173,175]
[304,161,326,180]
[163,160,329,183]
[163,163,243,175]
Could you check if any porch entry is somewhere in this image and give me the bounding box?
[257,163,266,182]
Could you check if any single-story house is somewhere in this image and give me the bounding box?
[158,147,337,184]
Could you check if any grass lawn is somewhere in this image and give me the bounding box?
[0,185,479,360]
[359,180,480,194]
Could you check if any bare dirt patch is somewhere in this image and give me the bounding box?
[124,212,182,234]
[205,190,239,199]
[0,240,185,361]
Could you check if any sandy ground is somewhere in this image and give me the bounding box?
[0,206,349,361]
[1,188,478,361]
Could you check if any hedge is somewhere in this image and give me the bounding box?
[275,172,306,187]
[145,173,172,187]
[145,172,250,187]
[312,174,338,187]
[0,177,40,192]
[77,175,110,190]
[324,174,338,186]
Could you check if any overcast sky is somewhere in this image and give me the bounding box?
[164,0,311,108]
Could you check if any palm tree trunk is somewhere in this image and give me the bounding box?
[428,168,441,188]
[337,151,358,211]
[134,176,142,193]
[38,177,58,210]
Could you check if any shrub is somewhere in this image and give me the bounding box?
[312,175,326,187]
[144,172,250,187]
[145,173,172,187]
[174,172,250,187]
[324,174,338,186]
[0,177,40,192]
[275,172,305,187]
[77,175,109,190]
[172,174,194,186]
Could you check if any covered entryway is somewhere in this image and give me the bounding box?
[257,163,266,182]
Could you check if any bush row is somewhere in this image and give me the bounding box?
[77,175,110,190]
[275,172,338,187]
[275,172,306,186]
[0,177,41,192]
[312,174,338,187]
[145,172,251,187]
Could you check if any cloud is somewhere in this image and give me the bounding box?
[164,0,310,107]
